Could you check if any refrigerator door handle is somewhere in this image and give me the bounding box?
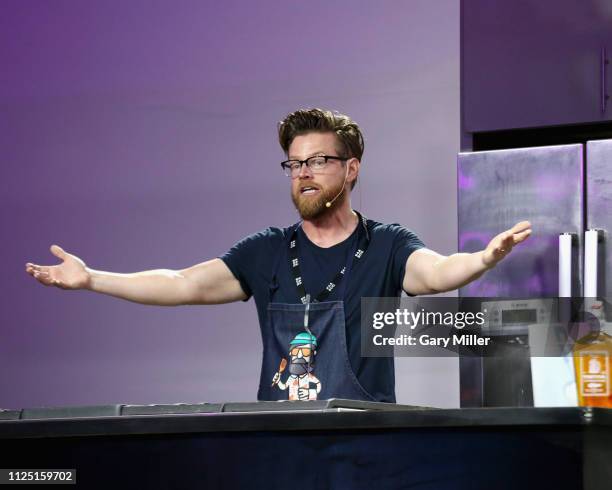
[584,229,602,298]
[558,233,575,298]
[601,47,610,114]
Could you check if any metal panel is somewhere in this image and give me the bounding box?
[458,144,584,298]
[586,140,612,312]
[457,144,584,407]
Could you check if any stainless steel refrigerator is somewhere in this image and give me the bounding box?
[457,139,612,407]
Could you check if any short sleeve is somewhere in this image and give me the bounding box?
[219,228,282,301]
[390,225,426,291]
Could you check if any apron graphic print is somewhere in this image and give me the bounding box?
[271,332,321,400]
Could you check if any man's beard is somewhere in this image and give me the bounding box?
[291,180,346,220]
[289,357,315,375]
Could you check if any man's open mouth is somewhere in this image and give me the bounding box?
[300,186,320,195]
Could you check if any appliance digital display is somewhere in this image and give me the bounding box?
[502,309,537,325]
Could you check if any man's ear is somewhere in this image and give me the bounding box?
[347,158,360,184]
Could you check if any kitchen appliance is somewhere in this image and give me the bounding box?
[457,140,612,407]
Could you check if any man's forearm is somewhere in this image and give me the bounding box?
[86,268,189,306]
[429,251,490,293]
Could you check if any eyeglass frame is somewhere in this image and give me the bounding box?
[290,346,313,356]
[280,155,349,178]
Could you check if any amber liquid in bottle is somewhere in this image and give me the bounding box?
[573,328,612,408]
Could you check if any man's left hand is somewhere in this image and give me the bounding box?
[482,221,532,268]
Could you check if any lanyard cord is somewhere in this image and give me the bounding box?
[304,293,313,388]
[288,211,370,304]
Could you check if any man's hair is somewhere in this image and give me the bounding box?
[278,108,364,190]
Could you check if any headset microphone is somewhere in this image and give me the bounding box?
[325,163,350,208]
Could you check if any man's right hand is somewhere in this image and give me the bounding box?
[26,245,90,290]
[25,247,246,306]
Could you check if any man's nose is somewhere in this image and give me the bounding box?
[297,162,313,178]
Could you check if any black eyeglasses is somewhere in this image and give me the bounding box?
[280,155,347,178]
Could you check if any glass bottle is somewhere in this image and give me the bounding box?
[573,319,612,408]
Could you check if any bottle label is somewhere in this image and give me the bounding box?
[579,352,610,396]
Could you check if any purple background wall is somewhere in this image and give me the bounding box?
[1,1,459,408]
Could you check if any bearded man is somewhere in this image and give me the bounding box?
[26,108,531,402]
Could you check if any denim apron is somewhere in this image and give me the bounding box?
[257,212,376,401]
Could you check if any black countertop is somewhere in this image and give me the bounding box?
[1,399,611,439]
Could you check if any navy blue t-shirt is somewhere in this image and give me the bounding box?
[220,216,425,402]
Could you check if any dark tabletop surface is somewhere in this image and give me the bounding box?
[1,399,611,439]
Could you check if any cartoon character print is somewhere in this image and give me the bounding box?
[272,332,321,400]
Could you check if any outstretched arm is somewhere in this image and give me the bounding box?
[403,221,532,295]
[26,245,247,306]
